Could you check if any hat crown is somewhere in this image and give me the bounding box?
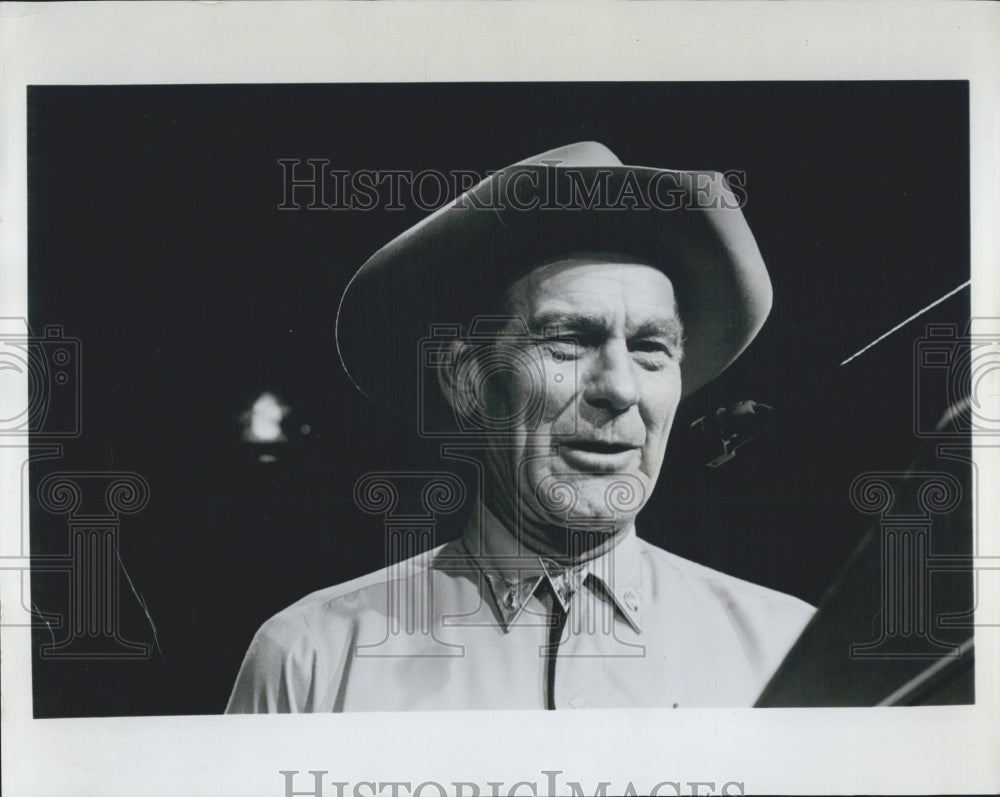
[337,142,772,418]
[513,141,623,168]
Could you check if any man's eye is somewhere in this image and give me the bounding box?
[631,340,682,361]
[540,337,580,360]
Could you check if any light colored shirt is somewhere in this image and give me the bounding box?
[226,505,814,712]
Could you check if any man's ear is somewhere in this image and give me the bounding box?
[436,339,482,419]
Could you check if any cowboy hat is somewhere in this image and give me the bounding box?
[335,142,772,428]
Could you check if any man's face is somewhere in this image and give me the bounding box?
[474,256,684,544]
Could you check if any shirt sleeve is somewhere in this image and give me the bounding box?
[707,579,816,686]
[225,611,324,713]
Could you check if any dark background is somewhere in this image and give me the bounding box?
[28,82,971,717]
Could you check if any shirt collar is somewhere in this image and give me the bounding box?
[460,501,643,634]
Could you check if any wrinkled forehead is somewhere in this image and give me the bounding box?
[503,253,679,321]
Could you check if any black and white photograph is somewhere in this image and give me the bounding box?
[22,79,977,716]
[2,3,998,796]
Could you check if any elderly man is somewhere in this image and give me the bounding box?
[226,143,814,712]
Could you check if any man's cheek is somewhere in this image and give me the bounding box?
[502,372,548,427]
[539,379,579,427]
[520,460,554,515]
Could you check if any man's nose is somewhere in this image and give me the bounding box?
[583,340,640,412]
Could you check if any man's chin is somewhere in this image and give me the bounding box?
[530,470,649,524]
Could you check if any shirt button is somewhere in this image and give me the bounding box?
[568,695,587,709]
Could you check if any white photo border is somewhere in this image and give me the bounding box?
[1,2,998,795]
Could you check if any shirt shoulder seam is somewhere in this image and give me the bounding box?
[278,540,458,616]
[636,537,815,614]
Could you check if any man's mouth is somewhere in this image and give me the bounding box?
[565,441,636,454]
[558,440,641,471]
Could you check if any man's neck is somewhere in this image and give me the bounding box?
[480,496,631,564]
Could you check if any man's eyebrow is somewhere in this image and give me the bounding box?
[631,317,685,343]
[525,310,684,345]
[527,310,609,336]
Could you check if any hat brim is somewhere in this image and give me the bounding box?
[336,163,772,427]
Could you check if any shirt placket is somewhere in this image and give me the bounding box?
[547,564,646,710]
[536,559,588,709]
